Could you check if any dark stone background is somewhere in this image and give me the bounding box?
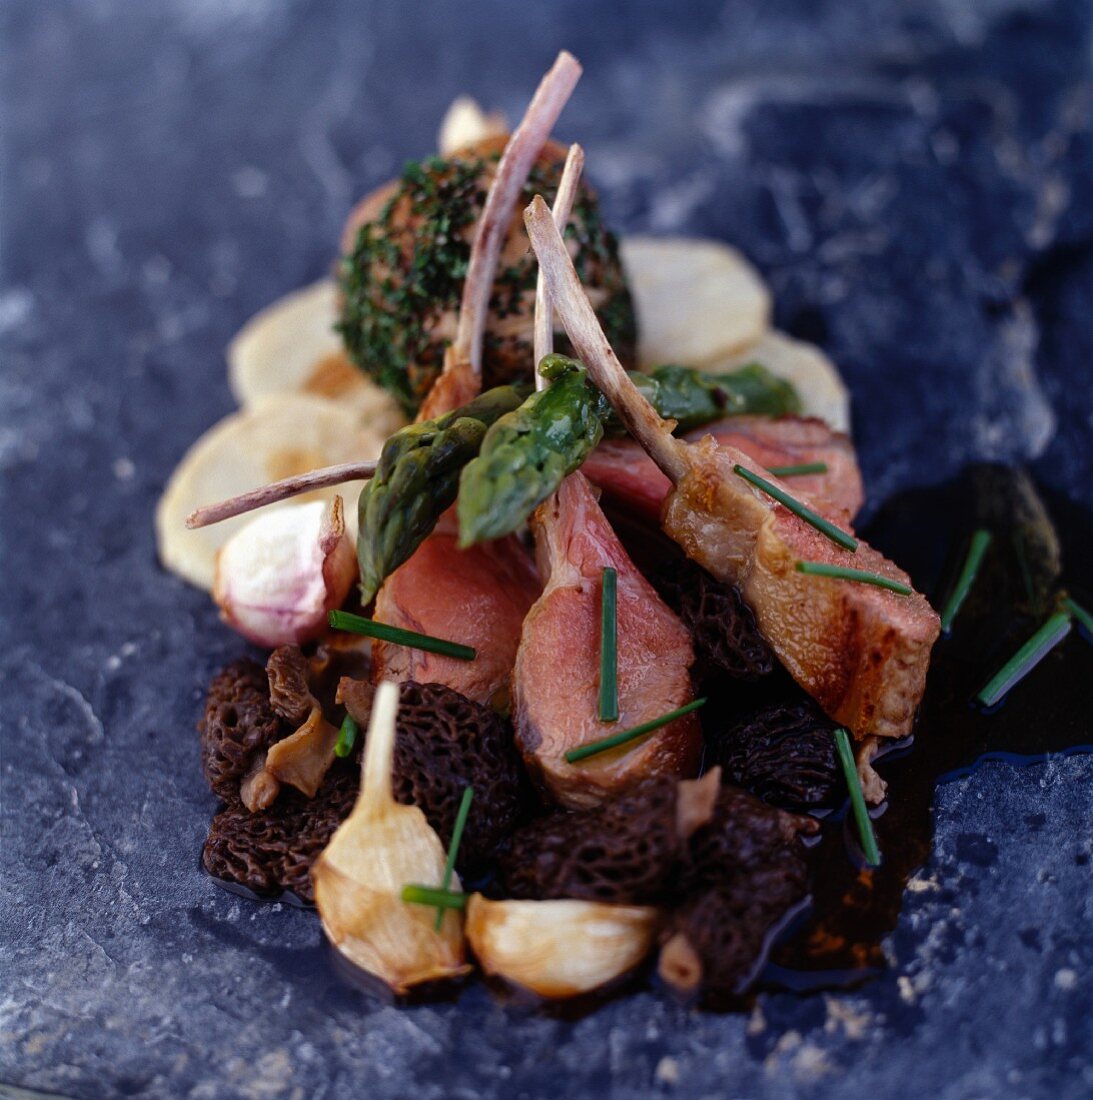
[2,1,1091,1097]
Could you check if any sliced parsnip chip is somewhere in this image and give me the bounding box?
[710,330,851,434]
[437,95,508,156]
[620,236,771,370]
[227,279,407,434]
[156,394,386,592]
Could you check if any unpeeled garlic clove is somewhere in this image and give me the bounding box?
[465,894,659,999]
[213,497,356,647]
[312,681,470,994]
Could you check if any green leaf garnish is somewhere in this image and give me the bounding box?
[765,461,828,477]
[733,464,858,552]
[565,698,707,764]
[795,561,912,595]
[435,786,473,930]
[328,610,476,661]
[977,609,1073,707]
[598,567,619,723]
[334,713,359,758]
[833,728,881,867]
[939,529,992,632]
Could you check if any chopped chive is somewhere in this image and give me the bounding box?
[795,560,913,596]
[977,610,1073,707]
[833,727,881,867]
[598,567,619,722]
[733,464,858,552]
[1063,597,1093,638]
[565,698,707,764]
[939,529,992,632]
[435,786,473,930]
[334,713,359,758]
[328,610,476,661]
[401,885,467,910]
[766,461,828,477]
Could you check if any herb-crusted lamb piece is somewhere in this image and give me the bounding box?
[338,136,636,416]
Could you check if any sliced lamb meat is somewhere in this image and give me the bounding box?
[582,415,863,525]
[513,473,701,808]
[525,197,940,741]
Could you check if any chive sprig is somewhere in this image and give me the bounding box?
[766,461,828,477]
[1064,596,1093,638]
[565,698,707,764]
[334,713,359,758]
[328,610,476,661]
[401,885,467,910]
[733,464,858,552]
[435,786,473,930]
[598,567,619,722]
[977,609,1073,707]
[795,560,912,595]
[939,529,992,632]
[833,728,881,867]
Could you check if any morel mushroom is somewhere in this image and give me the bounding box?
[500,771,719,904]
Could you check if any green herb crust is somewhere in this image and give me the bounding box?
[337,145,637,416]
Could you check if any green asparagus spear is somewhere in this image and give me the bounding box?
[617,362,800,433]
[356,385,526,603]
[456,358,802,547]
[456,356,608,547]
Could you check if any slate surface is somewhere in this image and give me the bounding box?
[2,1,1091,1097]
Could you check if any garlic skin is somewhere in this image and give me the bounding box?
[213,497,356,647]
[313,681,470,994]
[465,894,658,999]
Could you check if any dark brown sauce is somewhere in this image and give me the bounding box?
[201,465,1092,1008]
[766,464,1093,988]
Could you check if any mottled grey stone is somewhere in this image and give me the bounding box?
[1,1,1091,1098]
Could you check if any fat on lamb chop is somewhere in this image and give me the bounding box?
[525,196,940,741]
[583,415,864,527]
[511,146,700,808]
[371,52,582,707]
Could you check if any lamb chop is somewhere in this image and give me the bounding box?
[370,52,582,707]
[525,196,940,741]
[583,415,864,526]
[511,147,700,807]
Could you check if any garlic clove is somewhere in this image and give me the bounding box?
[313,681,470,994]
[437,95,508,155]
[465,894,659,999]
[213,497,357,648]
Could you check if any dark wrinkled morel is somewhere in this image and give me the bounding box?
[392,681,524,874]
[659,857,809,997]
[499,772,718,904]
[266,646,313,723]
[202,764,359,903]
[649,558,774,681]
[199,659,286,801]
[659,785,815,997]
[706,700,843,809]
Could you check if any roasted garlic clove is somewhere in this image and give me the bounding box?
[312,681,470,994]
[465,894,658,999]
[213,497,357,647]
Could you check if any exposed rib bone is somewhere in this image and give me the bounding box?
[533,143,585,385]
[524,196,688,481]
[421,51,582,419]
[185,460,376,529]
